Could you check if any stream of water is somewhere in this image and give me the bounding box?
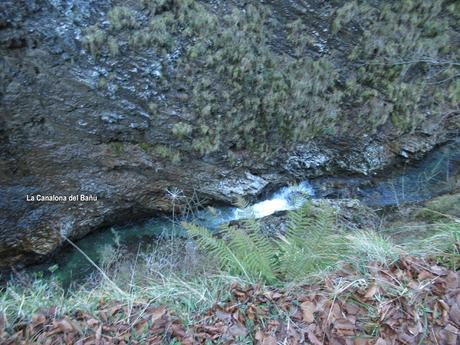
[28,138,459,284]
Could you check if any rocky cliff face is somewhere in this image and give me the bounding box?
[0,0,458,269]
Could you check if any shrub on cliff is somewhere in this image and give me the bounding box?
[82,0,459,160]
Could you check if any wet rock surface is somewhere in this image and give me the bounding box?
[0,0,457,269]
[284,139,392,178]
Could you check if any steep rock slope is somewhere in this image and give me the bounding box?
[0,0,458,268]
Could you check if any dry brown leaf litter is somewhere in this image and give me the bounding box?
[1,256,459,344]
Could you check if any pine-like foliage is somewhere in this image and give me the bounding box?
[183,201,347,283]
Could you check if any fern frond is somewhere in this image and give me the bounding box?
[184,201,350,283]
[182,222,236,273]
[227,224,278,283]
[285,201,313,247]
[242,218,276,263]
[278,202,348,280]
[310,205,336,235]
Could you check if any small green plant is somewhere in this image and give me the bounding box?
[109,142,123,154]
[108,6,137,31]
[154,145,181,163]
[96,76,107,89]
[406,222,460,270]
[107,36,119,56]
[172,122,193,139]
[128,29,153,49]
[139,142,153,153]
[192,137,217,155]
[82,25,106,58]
[347,230,400,267]
[448,79,460,106]
[286,19,316,56]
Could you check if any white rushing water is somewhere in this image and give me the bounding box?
[196,181,315,228]
[233,181,315,219]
